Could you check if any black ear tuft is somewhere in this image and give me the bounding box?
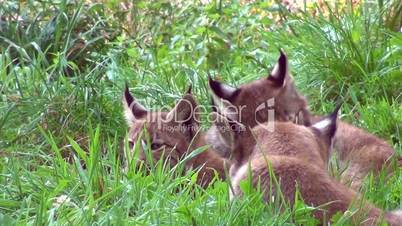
[210,96,218,112]
[279,48,286,58]
[124,83,134,107]
[312,104,340,140]
[268,49,288,86]
[331,102,342,119]
[327,102,342,138]
[208,75,240,101]
[186,84,192,94]
[123,84,148,122]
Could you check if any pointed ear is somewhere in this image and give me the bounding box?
[185,84,192,94]
[166,93,199,125]
[268,49,288,87]
[208,75,241,101]
[167,93,200,140]
[210,96,218,112]
[122,85,148,126]
[311,104,341,141]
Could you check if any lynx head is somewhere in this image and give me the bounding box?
[209,50,311,127]
[211,104,340,165]
[122,85,200,168]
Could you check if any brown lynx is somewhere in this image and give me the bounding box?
[211,108,402,225]
[207,50,399,189]
[122,86,229,187]
[208,50,311,127]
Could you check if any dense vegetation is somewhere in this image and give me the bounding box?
[1,0,401,225]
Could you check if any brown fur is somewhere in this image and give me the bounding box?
[311,115,397,189]
[208,50,310,126]
[252,122,330,169]
[123,87,229,187]
[208,51,399,190]
[207,50,311,157]
[212,112,402,225]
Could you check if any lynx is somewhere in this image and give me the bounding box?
[207,50,399,189]
[210,107,402,225]
[122,86,229,187]
[206,50,311,157]
[208,50,311,127]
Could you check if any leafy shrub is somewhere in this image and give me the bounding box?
[0,0,117,76]
[268,0,401,109]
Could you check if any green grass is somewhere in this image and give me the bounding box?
[1,0,401,225]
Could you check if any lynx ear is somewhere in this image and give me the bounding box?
[208,75,241,101]
[185,84,192,94]
[268,49,288,87]
[208,76,240,121]
[167,93,199,124]
[123,85,148,126]
[312,104,341,141]
[167,93,200,139]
